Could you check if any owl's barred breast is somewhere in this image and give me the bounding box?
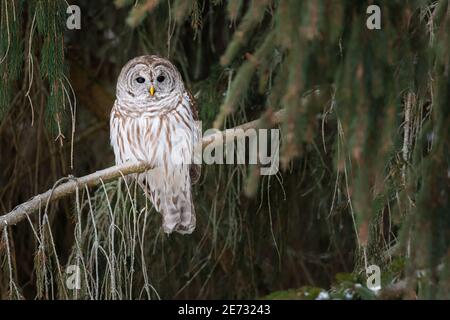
[110,92,197,193]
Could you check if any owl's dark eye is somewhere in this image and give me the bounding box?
[135,77,145,84]
[156,75,165,83]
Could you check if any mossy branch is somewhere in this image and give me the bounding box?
[0,108,286,230]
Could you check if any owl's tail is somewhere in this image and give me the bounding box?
[139,178,196,234]
[159,191,196,235]
[172,191,196,234]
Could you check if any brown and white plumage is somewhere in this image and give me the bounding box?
[110,55,200,234]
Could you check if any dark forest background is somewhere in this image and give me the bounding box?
[0,0,449,299]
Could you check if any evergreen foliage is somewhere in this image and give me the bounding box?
[0,0,448,299]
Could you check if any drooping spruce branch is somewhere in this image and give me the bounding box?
[0,108,286,230]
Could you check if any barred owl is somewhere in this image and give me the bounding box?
[110,55,200,234]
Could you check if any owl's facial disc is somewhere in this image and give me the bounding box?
[117,57,184,107]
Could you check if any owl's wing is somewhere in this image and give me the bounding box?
[186,89,199,120]
[186,89,201,185]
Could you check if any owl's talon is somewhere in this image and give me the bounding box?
[175,224,195,235]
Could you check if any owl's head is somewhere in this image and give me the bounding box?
[116,55,184,104]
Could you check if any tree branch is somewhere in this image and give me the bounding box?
[0,162,154,230]
[0,109,286,230]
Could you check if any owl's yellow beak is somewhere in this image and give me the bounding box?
[149,85,155,96]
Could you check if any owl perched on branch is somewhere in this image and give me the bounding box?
[110,55,200,234]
